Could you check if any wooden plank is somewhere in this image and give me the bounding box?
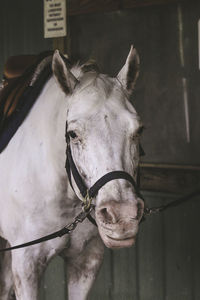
[112,247,138,299]
[124,0,184,10]
[53,37,67,53]
[89,248,113,299]
[42,256,66,300]
[140,163,200,194]
[68,0,186,16]
[137,195,165,300]
[163,194,199,299]
[39,277,46,300]
[68,0,120,16]
[189,195,200,299]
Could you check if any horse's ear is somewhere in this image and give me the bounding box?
[117,45,140,95]
[52,50,78,94]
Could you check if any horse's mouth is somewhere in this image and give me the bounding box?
[100,232,136,249]
[106,235,134,241]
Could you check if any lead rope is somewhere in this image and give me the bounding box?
[143,188,200,218]
[0,205,95,252]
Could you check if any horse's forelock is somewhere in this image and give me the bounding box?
[72,72,114,103]
[81,60,100,74]
[70,60,99,79]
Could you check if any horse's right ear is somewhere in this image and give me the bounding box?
[117,45,140,95]
[52,50,78,94]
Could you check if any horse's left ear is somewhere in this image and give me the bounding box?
[52,50,78,94]
[117,45,140,95]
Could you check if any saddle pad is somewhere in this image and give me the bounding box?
[0,53,53,153]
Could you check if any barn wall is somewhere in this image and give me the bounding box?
[0,0,52,80]
[0,1,200,300]
[69,1,200,166]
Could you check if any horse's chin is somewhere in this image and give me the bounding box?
[98,227,137,249]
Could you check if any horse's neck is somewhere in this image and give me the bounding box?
[27,77,68,172]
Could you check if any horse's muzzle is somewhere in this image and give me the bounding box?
[95,199,144,248]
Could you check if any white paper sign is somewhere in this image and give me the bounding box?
[44,0,66,38]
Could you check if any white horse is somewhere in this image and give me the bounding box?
[0,46,144,300]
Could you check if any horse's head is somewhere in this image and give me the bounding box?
[52,47,144,249]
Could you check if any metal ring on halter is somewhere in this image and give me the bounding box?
[82,190,93,211]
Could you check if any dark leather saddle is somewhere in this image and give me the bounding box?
[0,51,53,118]
[4,54,38,80]
[0,51,53,153]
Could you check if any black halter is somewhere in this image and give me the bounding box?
[65,130,144,226]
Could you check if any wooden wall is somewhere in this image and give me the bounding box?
[0,0,200,299]
[69,1,200,166]
[67,0,184,16]
[0,0,52,79]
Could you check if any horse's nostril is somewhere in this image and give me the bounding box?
[101,208,110,221]
[98,206,117,224]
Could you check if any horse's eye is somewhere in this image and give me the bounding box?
[68,131,77,139]
[133,126,144,139]
[137,125,144,135]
